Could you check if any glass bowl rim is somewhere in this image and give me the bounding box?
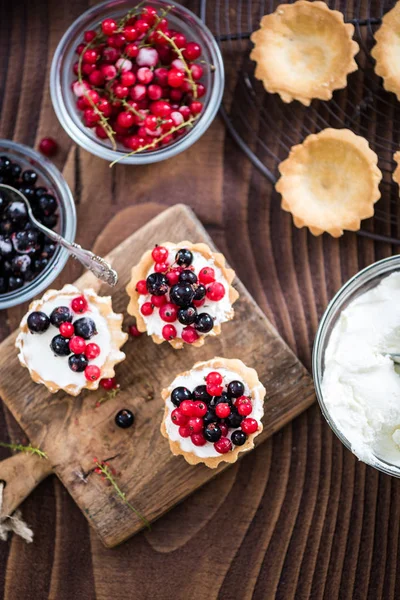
[0,139,77,309]
[312,254,400,478]
[50,0,225,164]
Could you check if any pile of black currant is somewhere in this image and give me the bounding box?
[0,155,59,294]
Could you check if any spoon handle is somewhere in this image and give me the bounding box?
[59,239,118,287]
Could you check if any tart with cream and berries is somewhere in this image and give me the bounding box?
[16,284,127,396]
[126,242,239,349]
[161,358,266,468]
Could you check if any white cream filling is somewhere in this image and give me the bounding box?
[18,288,112,393]
[138,249,232,338]
[165,366,264,458]
[322,271,400,468]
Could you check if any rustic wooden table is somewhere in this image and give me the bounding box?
[0,1,398,599]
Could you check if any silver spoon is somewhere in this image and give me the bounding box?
[0,184,118,287]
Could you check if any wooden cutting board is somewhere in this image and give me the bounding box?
[0,204,315,547]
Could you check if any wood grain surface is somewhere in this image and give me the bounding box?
[0,204,315,546]
[0,0,399,598]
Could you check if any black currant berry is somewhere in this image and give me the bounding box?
[22,170,38,185]
[203,410,217,426]
[50,306,73,328]
[27,311,50,334]
[8,276,23,290]
[177,306,197,325]
[204,423,222,443]
[179,270,197,285]
[6,201,27,222]
[193,385,212,403]
[227,380,245,398]
[68,353,88,372]
[38,194,57,216]
[170,283,195,307]
[171,386,192,407]
[231,430,247,446]
[195,313,214,333]
[146,272,169,296]
[175,248,193,267]
[194,284,206,301]
[226,409,243,429]
[115,409,135,429]
[51,335,71,356]
[74,317,97,340]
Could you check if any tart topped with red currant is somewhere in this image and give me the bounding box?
[16,284,127,396]
[126,242,239,349]
[161,358,266,468]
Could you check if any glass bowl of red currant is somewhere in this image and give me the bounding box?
[0,140,76,309]
[50,1,224,165]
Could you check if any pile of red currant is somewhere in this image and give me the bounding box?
[169,371,259,454]
[72,4,206,154]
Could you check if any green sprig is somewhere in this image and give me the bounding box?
[94,461,150,529]
[0,441,48,459]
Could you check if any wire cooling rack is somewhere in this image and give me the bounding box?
[200,0,400,244]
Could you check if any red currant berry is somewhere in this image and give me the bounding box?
[237,400,252,416]
[83,49,98,64]
[179,425,191,438]
[172,32,187,48]
[162,324,177,340]
[193,401,208,418]
[147,84,163,101]
[69,336,86,354]
[198,267,215,284]
[171,408,188,426]
[130,84,147,101]
[97,97,112,116]
[136,280,148,294]
[121,71,136,87]
[207,383,223,397]
[102,46,119,63]
[197,83,206,98]
[187,417,203,434]
[124,25,139,41]
[84,30,97,43]
[129,324,142,337]
[183,42,202,61]
[191,433,206,446]
[152,245,169,262]
[160,303,178,323]
[190,101,203,116]
[145,115,158,131]
[151,294,167,308]
[137,67,154,85]
[150,100,172,118]
[215,403,231,419]
[124,43,138,58]
[206,371,223,385]
[85,365,101,382]
[190,64,204,80]
[180,400,197,417]
[241,418,258,434]
[117,111,134,128]
[85,343,101,360]
[154,262,169,273]
[108,33,126,48]
[71,295,88,313]
[89,69,105,87]
[141,302,154,316]
[219,423,228,437]
[166,268,181,286]
[101,64,117,80]
[82,63,96,76]
[168,69,185,88]
[142,5,158,24]
[179,105,192,120]
[136,19,150,34]
[100,377,116,390]
[170,89,184,103]
[207,282,226,301]
[182,326,199,344]
[76,43,85,55]
[39,137,58,157]
[214,437,232,454]
[154,67,169,86]
[114,85,129,99]
[102,18,117,36]
[59,322,74,338]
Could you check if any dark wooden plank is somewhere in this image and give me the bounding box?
[0,204,315,547]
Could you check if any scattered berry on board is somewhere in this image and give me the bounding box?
[169,373,259,454]
[115,409,135,428]
[72,3,207,156]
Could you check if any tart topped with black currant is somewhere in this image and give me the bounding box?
[16,284,127,396]
[126,242,239,349]
[161,357,266,468]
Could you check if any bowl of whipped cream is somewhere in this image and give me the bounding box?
[313,255,400,476]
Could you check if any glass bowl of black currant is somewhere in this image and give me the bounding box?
[0,140,76,309]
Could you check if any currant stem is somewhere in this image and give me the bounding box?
[94,461,150,529]
[0,441,48,459]
[109,114,200,166]
[157,30,198,99]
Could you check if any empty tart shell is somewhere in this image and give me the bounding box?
[372,3,400,100]
[250,1,359,106]
[161,357,266,468]
[276,128,382,237]
[16,284,128,396]
[126,241,239,350]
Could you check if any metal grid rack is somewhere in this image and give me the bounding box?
[200,0,400,244]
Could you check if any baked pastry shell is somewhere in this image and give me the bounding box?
[160,357,266,469]
[276,128,382,237]
[126,241,239,349]
[15,284,128,396]
[372,3,400,101]
[250,0,359,106]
